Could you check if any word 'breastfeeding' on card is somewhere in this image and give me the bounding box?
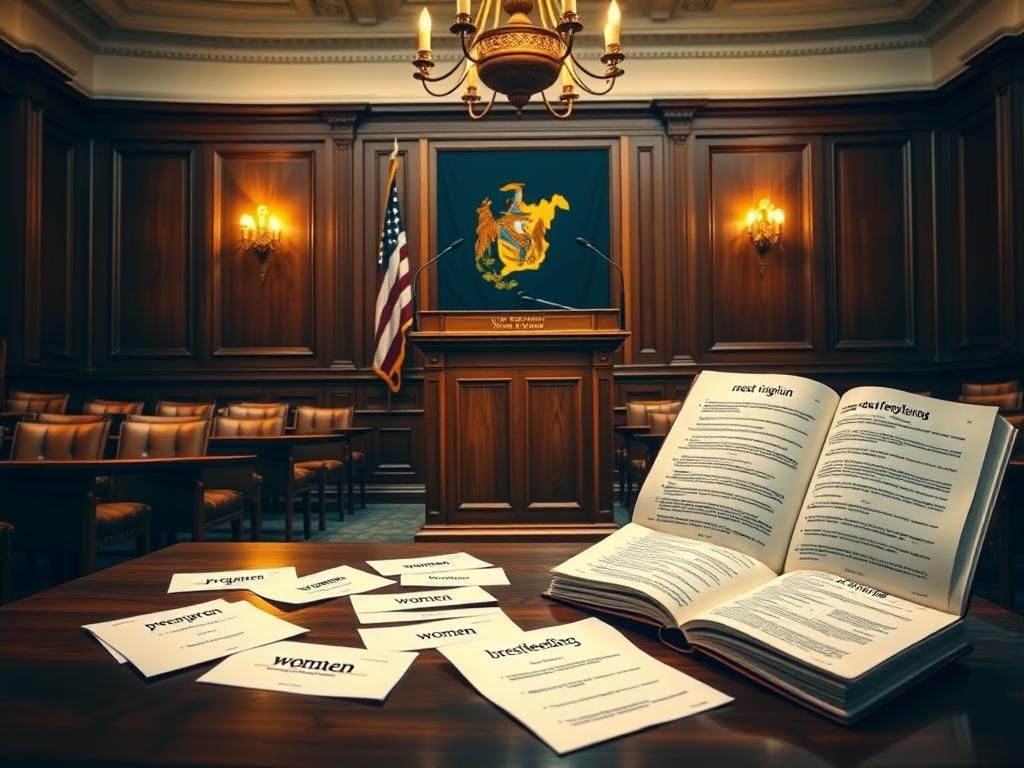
[439,617,733,755]
[167,567,297,594]
[400,567,509,588]
[198,640,417,701]
[249,565,394,605]
[358,611,522,651]
[84,599,308,678]
[366,552,493,577]
[350,585,496,615]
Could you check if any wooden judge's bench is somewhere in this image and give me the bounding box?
[410,310,628,541]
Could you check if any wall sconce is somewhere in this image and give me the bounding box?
[746,197,784,276]
[239,204,282,283]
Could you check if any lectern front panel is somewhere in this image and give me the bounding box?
[525,377,583,509]
[454,378,513,518]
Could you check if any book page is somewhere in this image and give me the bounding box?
[550,523,776,627]
[634,371,839,573]
[684,570,959,680]
[784,388,1001,611]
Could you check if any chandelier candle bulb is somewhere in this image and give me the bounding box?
[457,0,470,16]
[418,8,432,52]
[563,0,577,14]
[466,61,478,89]
[605,0,621,47]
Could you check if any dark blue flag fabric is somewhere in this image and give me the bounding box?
[437,148,611,311]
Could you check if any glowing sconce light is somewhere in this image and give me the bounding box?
[239,204,282,283]
[746,198,784,276]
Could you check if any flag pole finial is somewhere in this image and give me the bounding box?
[390,138,398,160]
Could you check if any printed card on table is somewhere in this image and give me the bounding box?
[349,585,496,615]
[400,567,509,588]
[358,611,522,652]
[167,567,297,594]
[366,552,493,577]
[248,565,394,605]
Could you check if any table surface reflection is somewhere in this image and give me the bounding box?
[0,541,1019,767]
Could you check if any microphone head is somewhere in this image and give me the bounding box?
[575,236,589,247]
[517,291,527,300]
[451,237,465,249]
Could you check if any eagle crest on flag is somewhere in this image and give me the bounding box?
[474,182,569,291]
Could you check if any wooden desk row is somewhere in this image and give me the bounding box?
[0,541,1020,767]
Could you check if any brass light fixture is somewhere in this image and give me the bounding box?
[239,204,282,283]
[746,198,784,276]
[413,0,625,120]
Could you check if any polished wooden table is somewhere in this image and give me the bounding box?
[0,542,1020,767]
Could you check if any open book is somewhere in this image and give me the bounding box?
[545,371,1015,722]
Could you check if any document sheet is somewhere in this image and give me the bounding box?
[349,585,496,614]
[355,606,503,626]
[439,617,732,754]
[248,565,394,605]
[197,640,416,701]
[400,567,510,587]
[358,611,521,651]
[167,567,297,594]
[84,599,308,677]
[366,552,493,576]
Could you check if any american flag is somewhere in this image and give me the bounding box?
[372,147,413,393]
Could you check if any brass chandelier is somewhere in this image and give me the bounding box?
[413,0,625,119]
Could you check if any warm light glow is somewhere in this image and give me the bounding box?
[239,204,283,283]
[465,61,478,90]
[561,64,573,88]
[563,0,577,13]
[418,8,432,52]
[457,0,470,15]
[605,0,621,47]
[746,197,784,275]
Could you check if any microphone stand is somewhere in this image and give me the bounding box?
[575,236,626,330]
[410,238,464,330]
[517,292,576,311]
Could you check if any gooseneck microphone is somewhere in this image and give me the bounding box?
[517,291,576,311]
[575,236,626,330]
[410,238,465,329]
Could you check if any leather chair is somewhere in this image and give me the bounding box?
[212,416,314,540]
[113,420,245,544]
[619,400,683,505]
[128,414,211,423]
[222,403,290,424]
[84,399,145,416]
[958,391,1022,411]
[0,520,12,604]
[292,406,353,527]
[962,380,1018,396]
[8,420,151,574]
[5,391,70,414]
[35,414,107,423]
[154,401,216,419]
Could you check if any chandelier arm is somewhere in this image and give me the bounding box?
[541,89,574,120]
[558,28,577,63]
[416,56,469,85]
[566,53,621,83]
[466,90,498,121]
[418,67,471,98]
[459,31,482,63]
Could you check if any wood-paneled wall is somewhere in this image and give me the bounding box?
[1,38,1022,498]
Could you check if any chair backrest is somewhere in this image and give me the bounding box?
[35,413,107,424]
[293,405,353,434]
[11,420,110,460]
[84,399,145,416]
[624,400,683,427]
[213,416,285,437]
[962,380,1017,396]
[5,391,70,414]
[958,391,1021,411]
[648,411,678,436]
[223,403,289,420]
[154,401,216,419]
[116,420,210,459]
[127,414,209,423]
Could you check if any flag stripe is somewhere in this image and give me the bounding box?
[372,156,412,394]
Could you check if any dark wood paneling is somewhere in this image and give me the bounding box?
[525,377,581,505]
[702,140,815,353]
[111,146,194,357]
[211,147,317,357]
[830,137,915,350]
[628,139,667,363]
[454,378,511,511]
[38,124,74,359]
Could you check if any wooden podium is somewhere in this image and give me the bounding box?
[410,310,628,541]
